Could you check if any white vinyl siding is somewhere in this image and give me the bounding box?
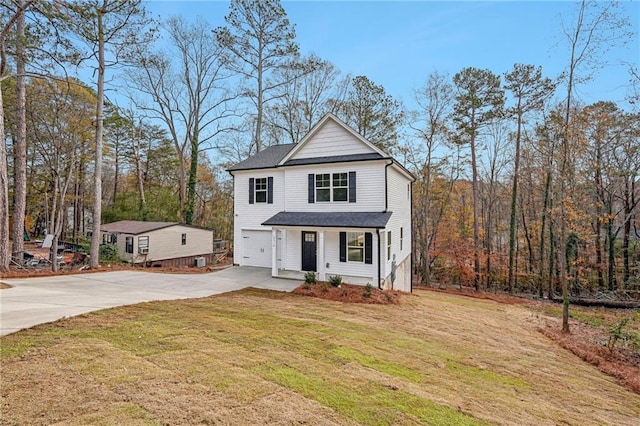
[382,166,413,291]
[284,162,385,211]
[289,119,378,159]
[232,169,285,265]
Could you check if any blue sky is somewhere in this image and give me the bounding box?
[145,0,639,110]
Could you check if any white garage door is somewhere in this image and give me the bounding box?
[241,230,272,268]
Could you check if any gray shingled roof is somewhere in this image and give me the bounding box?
[101,221,178,235]
[227,144,296,171]
[262,211,393,228]
[284,152,384,166]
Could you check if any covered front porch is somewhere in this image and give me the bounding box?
[262,211,392,288]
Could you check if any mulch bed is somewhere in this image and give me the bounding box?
[292,282,402,304]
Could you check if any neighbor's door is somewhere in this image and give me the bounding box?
[301,231,317,271]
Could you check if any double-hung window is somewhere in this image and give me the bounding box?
[254,178,267,203]
[387,231,392,261]
[315,172,348,202]
[249,177,273,204]
[309,172,355,203]
[347,232,364,262]
[315,174,331,202]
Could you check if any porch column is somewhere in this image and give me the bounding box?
[271,228,278,277]
[317,230,325,281]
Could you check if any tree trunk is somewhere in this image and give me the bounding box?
[539,171,551,298]
[90,8,105,269]
[185,130,199,225]
[11,3,27,262]
[508,107,523,293]
[0,82,10,270]
[255,61,263,153]
[470,136,481,291]
[606,208,616,291]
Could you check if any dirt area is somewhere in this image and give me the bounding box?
[2,285,639,425]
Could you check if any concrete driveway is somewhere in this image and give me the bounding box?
[0,266,300,336]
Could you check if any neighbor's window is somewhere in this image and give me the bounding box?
[316,172,348,202]
[125,237,133,254]
[387,231,392,260]
[138,236,149,251]
[347,232,364,262]
[255,177,267,203]
[400,227,403,251]
[181,233,187,245]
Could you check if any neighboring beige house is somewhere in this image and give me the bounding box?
[100,221,214,267]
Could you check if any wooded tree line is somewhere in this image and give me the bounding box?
[1,1,638,303]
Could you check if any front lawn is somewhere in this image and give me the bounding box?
[1,288,638,425]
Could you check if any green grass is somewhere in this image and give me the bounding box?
[2,288,639,425]
[256,363,488,425]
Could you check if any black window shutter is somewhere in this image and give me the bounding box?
[249,178,254,204]
[339,232,346,262]
[364,232,372,264]
[267,177,273,204]
[308,174,315,203]
[348,171,356,203]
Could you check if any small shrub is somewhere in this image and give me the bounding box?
[608,316,635,350]
[304,271,316,284]
[99,244,121,263]
[384,291,394,302]
[363,282,373,298]
[328,275,342,287]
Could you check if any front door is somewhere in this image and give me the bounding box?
[301,231,317,271]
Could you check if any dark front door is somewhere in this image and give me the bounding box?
[301,231,317,271]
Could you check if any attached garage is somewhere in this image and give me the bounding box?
[241,230,272,267]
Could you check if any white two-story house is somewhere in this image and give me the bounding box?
[228,114,414,292]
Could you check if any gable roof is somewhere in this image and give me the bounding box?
[278,113,387,165]
[101,221,179,235]
[227,143,296,171]
[226,114,415,181]
[262,211,393,229]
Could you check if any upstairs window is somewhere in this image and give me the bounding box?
[316,174,331,202]
[249,177,273,204]
[309,172,356,203]
[255,178,267,203]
